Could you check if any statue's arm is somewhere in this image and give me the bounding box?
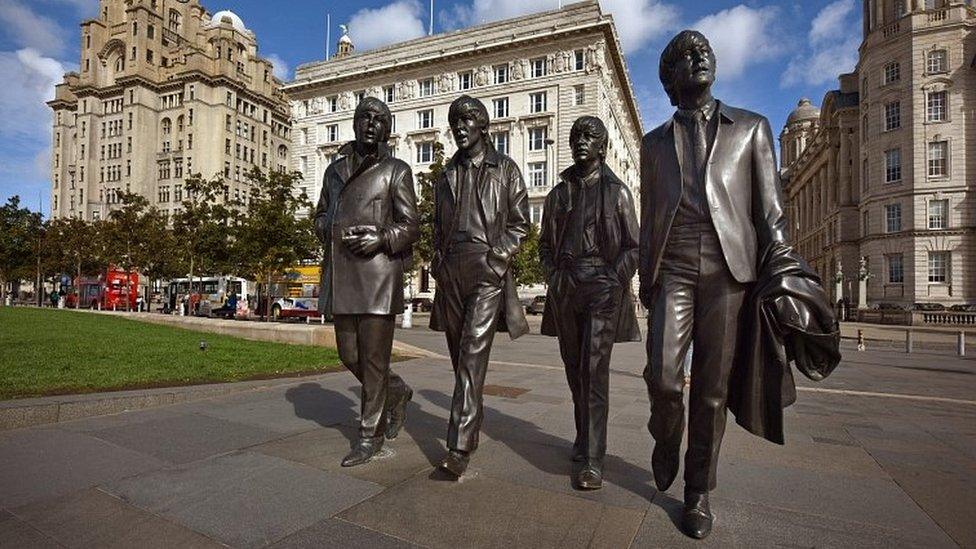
[313,169,331,244]
[638,136,654,308]
[383,164,420,255]
[538,188,558,278]
[492,161,530,267]
[613,183,640,284]
[751,117,789,253]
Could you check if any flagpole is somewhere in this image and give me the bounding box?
[326,13,331,59]
[429,0,434,35]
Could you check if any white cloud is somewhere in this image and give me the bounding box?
[691,5,783,80]
[781,0,860,87]
[0,0,67,56]
[441,0,678,53]
[346,0,428,52]
[266,53,290,81]
[0,48,70,183]
[809,0,855,45]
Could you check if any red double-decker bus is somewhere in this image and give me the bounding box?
[65,268,139,311]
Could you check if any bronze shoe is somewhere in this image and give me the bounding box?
[341,438,383,467]
[438,449,469,479]
[681,491,714,539]
[574,462,603,490]
[651,440,680,491]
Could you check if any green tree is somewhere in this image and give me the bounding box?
[412,141,446,270]
[44,217,103,287]
[0,196,43,302]
[234,168,318,320]
[172,173,239,298]
[511,221,544,287]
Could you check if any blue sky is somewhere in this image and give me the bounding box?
[0,0,862,215]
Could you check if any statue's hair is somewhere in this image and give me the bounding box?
[448,95,491,139]
[354,96,392,141]
[659,30,712,107]
[570,116,609,160]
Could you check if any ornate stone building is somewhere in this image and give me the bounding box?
[48,0,291,221]
[782,0,975,308]
[284,0,643,234]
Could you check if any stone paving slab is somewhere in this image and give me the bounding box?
[268,518,420,549]
[103,451,384,548]
[0,510,59,548]
[10,489,221,548]
[337,472,644,548]
[0,428,165,508]
[89,413,284,465]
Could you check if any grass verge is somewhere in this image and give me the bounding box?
[0,307,342,400]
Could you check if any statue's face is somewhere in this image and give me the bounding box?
[672,36,715,92]
[353,105,389,146]
[571,125,604,165]
[450,107,485,151]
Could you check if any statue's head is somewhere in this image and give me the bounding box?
[659,30,716,106]
[569,116,608,165]
[353,97,392,147]
[448,95,490,152]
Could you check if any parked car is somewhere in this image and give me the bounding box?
[911,302,945,312]
[949,304,976,312]
[525,295,546,315]
[874,302,904,311]
[410,297,433,312]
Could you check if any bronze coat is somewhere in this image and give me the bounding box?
[638,102,789,302]
[315,142,419,316]
[538,164,641,342]
[428,146,530,339]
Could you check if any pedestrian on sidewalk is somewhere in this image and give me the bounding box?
[538,116,641,491]
[315,97,420,467]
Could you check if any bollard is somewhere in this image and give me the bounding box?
[113,303,116,312]
[959,331,966,357]
[305,315,310,325]
[319,314,324,325]
[401,304,413,329]
[905,329,913,354]
[857,329,865,351]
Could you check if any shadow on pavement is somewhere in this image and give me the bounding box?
[417,388,659,503]
[285,383,358,446]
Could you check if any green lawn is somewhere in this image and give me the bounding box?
[0,307,342,400]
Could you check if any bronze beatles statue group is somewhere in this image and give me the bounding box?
[314,30,840,540]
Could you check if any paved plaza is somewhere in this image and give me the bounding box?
[1,325,974,548]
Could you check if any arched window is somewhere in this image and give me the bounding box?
[162,118,171,135]
[115,56,124,72]
[177,115,184,133]
[277,145,287,159]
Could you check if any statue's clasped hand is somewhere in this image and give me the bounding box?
[342,225,385,257]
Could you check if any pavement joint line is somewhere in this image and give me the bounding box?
[797,386,976,406]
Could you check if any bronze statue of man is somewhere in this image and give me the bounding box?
[429,95,530,478]
[315,97,419,467]
[639,31,790,538]
[539,116,640,490]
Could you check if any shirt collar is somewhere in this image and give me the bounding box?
[675,99,718,124]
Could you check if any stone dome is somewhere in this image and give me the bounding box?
[205,10,250,34]
[787,98,820,125]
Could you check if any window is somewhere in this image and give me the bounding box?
[884,148,901,183]
[885,203,902,233]
[530,92,547,113]
[328,96,338,112]
[528,127,547,151]
[530,204,543,225]
[927,91,947,122]
[862,114,869,140]
[887,254,904,284]
[573,85,585,106]
[416,142,433,164]
[417,109,434,129]
[355,90,365,104]
[928,141,948,177]
[531,57,547,78]
[927,49,947,74]
[928,199,948,229]
[862,210,870,236]
[492,132,509,155]
[418,78,434,97]
[148,24,155,39]
[300,156,308,174]
[574,49,585,71]
[884,101,900,131]
[527,162,547,187]
[326,124,338,142]
[458,71,472,90]
[494,64,509,84]
[492,98,509,118]
[390,114,397,133]
[384,86,395,103]
[883,61,900,84]
[146,49,154,63]
[928,252,949,283]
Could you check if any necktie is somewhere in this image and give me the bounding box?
[693,111,708,180]
[457,159,473,232]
